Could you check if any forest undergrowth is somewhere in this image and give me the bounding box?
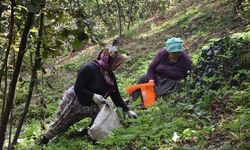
[5,0,250,149]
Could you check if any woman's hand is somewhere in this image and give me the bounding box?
[127,110,138,118]
[148,79,155,86]
[92,94,106,105]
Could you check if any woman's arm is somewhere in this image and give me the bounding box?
[110,74,129,111]
[147,49,165,81]
[74,65,95,105]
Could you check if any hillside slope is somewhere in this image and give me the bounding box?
[12,0,250,149]
[114,0,247,53]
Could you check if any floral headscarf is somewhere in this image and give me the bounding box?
[93,46,128,93]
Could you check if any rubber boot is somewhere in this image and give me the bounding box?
[38,136,49,145]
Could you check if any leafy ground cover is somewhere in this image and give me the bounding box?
[7,0,250,149]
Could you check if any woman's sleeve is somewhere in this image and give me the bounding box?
[110,74,129,111]
[183,52,193,71]
[74,65,95,105]
[147,50,163,81]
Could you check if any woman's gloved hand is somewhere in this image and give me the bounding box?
[148,79,155,86]
[127,110,138,118]
[104,100,113,108]
[92,93,106,105]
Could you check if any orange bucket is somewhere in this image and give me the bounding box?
[126,83,156,108]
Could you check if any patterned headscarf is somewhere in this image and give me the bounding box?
[93,46,128,93]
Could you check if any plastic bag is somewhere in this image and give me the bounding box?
[88,104,121,140]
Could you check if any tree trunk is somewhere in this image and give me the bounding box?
[0,0,15,125]
[127,0,135,31]
[88,0,90,15]
[7,106,13,150]
[11,8,43,149]
[114,0,122,38]
[0,12,34,150]
[29,51,33,68]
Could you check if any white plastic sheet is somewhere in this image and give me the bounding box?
[88,104,121,140]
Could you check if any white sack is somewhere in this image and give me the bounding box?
[88,104,121,140]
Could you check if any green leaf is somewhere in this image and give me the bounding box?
[46,14,52,20]
[244,27,250,32]
[30,27,38,33]
[117,48,129,54]
[183,128,192,136]
[200,126,211,135]
[131,97,142,108]
[15,15,22,20]
[73,40,83,50]
[20,124,37,138]
[223,123,240,131]
[224,36,231,49]
[27,5,40,13]
[65,63,75,69]
[115,107,124,120]
[41,49,49,58]
[124,134,134,137]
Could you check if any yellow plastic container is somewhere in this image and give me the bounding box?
[125,83,156,108]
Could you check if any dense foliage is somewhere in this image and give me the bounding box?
[184,37,250,106]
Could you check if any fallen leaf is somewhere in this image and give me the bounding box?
[196,124,202,130]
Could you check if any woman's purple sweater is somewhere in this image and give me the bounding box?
[147,48,193,81]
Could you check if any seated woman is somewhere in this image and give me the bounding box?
[132,37,193,101]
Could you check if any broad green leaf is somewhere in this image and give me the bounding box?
[41,49,49,58]
[115,107,124,120]
[201,126,211,135]
[117,48,129,54]
[131,97,142,108]
[14,46,19,52]
[46,14,52,20]
[223,123,240,131]
[65,63,75,68]
[224,36,231,49]
[73,40,83,50]
[20,124,37,138]
[15,15,22,20]
[124,134,134,137]
[30,27,38,33]
[243,27,250,32]
[183,128,192,136]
